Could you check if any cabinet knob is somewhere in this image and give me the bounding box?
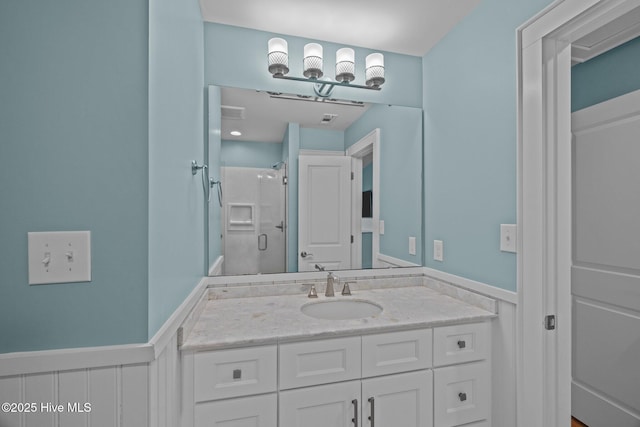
[232,369,242,379]
[457,340,466,349]
[458,392,467,402]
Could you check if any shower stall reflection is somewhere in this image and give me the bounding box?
[221,162,287,275]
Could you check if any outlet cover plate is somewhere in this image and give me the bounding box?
[433,240,444,261]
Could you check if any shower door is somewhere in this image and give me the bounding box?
[257,169,286,274]
[221,166,286,275]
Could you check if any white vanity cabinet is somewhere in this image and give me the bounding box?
[182,322,491,427]
[432,323,491,427]
[183,345,278,427]
[279,330,433,427]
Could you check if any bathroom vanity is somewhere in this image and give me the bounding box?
[179,279,495,427]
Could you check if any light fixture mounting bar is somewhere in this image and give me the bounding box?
[272,74,381,91]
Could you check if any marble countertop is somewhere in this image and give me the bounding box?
[180,285,496,352]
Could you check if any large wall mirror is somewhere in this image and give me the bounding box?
[207,85,422,276]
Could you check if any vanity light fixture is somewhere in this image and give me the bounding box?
[230,130,242,136]
[267,38,385,98]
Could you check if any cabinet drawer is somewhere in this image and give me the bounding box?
[434,361,490,427]
[279,336,361,390]
[362,329,432,377]
[433,322,489,367]
[194,345,277,402]
[195,393,277,427]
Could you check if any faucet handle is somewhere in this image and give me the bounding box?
[307,284,318,298]
[342,281,354,296]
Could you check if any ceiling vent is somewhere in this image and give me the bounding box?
[320,113,338,124]
[221,105,246,120]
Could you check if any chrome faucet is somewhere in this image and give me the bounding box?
[325,272,338,297]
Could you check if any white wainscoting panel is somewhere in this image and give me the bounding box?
[149,332,181,427]
[0,364,148,427]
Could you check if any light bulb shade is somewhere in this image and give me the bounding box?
[303,43,323,79]
[268,38,289,76]
[335,48,355,83]
[365,53,385,87]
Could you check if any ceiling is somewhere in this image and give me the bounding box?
[199,0,481,56]
[221,87,370,143]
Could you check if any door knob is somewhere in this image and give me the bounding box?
[300,251,313,258]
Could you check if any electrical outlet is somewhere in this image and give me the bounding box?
[409,237,416,255]
[379,220,385,235]
[500,224,517,253]
[433,240,443,261]
[28,231,91,285]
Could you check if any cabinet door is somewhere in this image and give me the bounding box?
[279,381,361,427]
[194,393,277,427]
[361,371,433,427]
[434,361,490,427]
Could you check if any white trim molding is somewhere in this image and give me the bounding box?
[517,1,640,426]
[422,267,517,305]
[376,253,421,268]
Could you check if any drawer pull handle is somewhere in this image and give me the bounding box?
[352,399,358,426]
[458,392,467,402]
[232,369,242,379]
[457,340,466,349]
[368,397,375,427]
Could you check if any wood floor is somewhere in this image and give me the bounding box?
[572,417,588,427]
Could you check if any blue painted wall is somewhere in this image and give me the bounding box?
[300,128,345,151]
[422,0,553,291]
[0,0,149,352]
[0,0,205,353]
[572,36,640,112]
[221,140,283,168]
[204,23,422,108]
[147,0,205,336]
[345,104,423,265]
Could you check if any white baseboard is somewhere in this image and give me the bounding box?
[422,267,518,304]
[376,253,421,268]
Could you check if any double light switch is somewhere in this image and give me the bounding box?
[27,231,91,285]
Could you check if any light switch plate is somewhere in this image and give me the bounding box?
[500,224,517,253]
[409,237,416,255]
[379,220,385,235]
[28,231,91,285]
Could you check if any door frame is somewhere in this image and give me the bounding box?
[346,129,381,268]
[517,0,640,426]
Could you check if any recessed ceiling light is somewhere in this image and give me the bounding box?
[230,130,242,136]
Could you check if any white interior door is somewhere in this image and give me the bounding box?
[298,155,351,272]
[571,89,640,426]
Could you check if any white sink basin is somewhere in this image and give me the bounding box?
[301,299,383,320]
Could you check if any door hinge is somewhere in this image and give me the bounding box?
[544,315,556,330]
[282,176,288,185]
[351,172,354,180]
[351,235,354,244]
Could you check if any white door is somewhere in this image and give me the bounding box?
[361,371,433,427]
[279,381,360,427]
[571,90,640,426]
[298,155,352,271]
